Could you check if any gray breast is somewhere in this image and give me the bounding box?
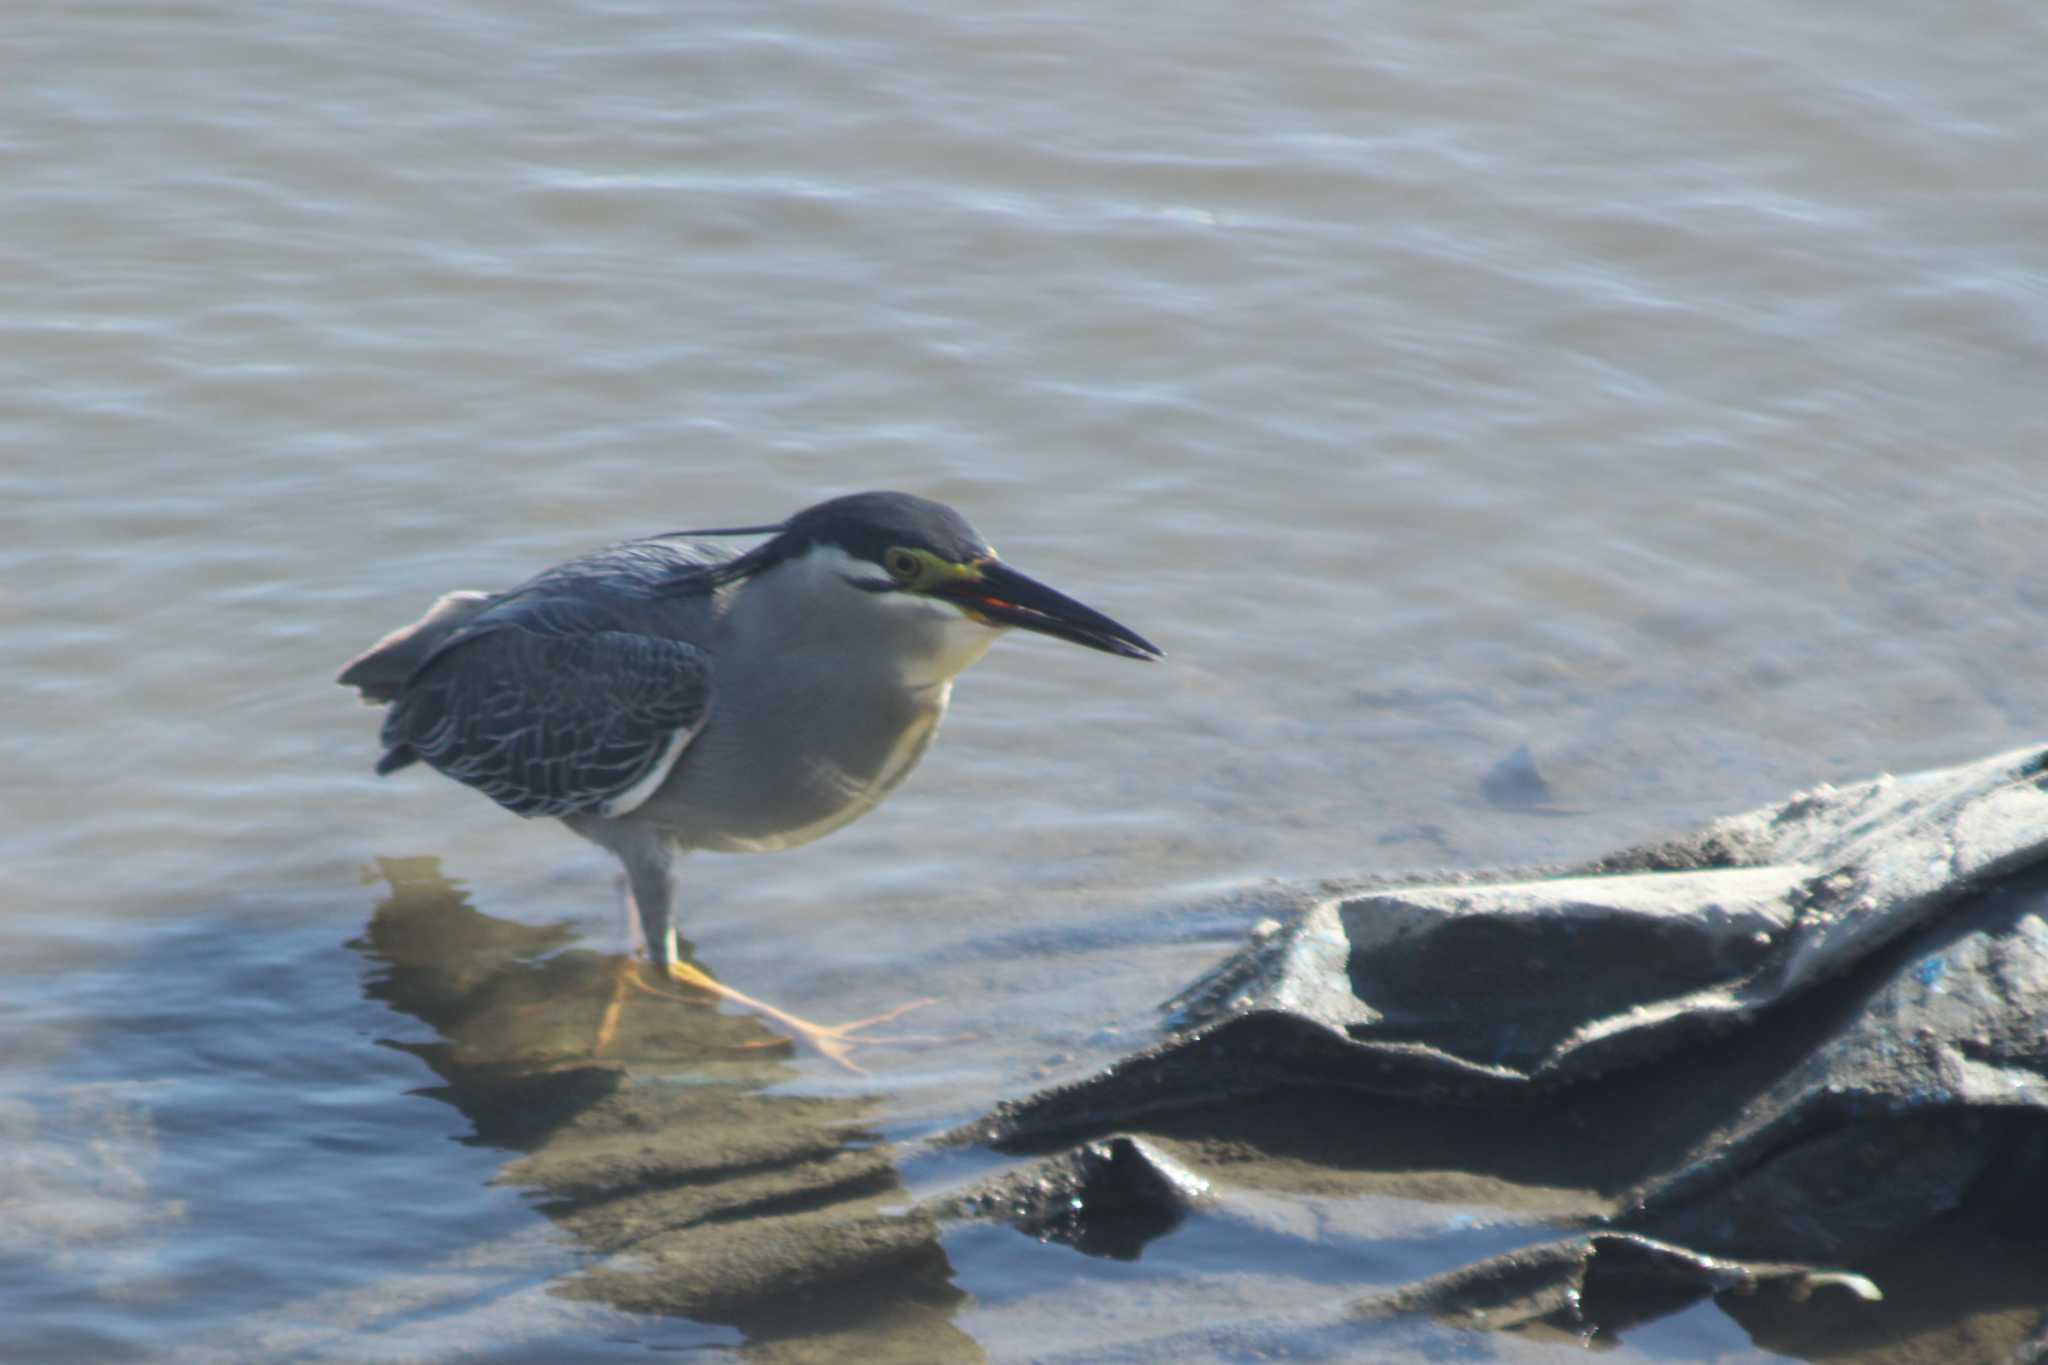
[634,649,950,854]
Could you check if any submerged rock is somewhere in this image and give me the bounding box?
[937,1135,1210,1260]
[352,858,975,1359]
[352,744,2048,1355]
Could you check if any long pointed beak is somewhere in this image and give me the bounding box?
[936,561,1163,661]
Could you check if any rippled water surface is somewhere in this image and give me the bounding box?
[5,0,2046,1359]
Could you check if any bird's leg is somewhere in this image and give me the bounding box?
[604,852,944,1073]
[592,864,709,1055]
[591,874,639,1055]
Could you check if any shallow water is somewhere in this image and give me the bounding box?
[5,0,2047,1358]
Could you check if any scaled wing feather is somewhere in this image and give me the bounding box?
[384,625,712,818]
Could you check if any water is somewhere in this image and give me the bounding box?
[5,0,2046,1358]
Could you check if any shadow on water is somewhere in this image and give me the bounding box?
[349,857,981,1362]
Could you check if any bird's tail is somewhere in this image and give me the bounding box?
[374,743,419,775]
[336,589,495,703]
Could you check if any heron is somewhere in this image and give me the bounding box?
[339,490,1162,1069]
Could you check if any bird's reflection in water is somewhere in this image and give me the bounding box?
[349,856,979,1360]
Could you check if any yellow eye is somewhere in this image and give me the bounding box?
[884,548,922,582]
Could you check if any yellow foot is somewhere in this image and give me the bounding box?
[586,958,952,1073]
[589,957,716,1055]
[660,960,952,1075]
[728,996,952,1074]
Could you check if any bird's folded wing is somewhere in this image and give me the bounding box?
[384,625,713,819]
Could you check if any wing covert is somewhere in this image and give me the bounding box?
[383,625,712,818]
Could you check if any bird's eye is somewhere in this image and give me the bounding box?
[884,548,921,582]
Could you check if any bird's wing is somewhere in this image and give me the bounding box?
[382,616,714,819]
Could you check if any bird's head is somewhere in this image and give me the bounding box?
[667,491,1162,683]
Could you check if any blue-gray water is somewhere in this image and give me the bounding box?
[5,0,2046,1359]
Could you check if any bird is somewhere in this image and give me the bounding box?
[338,490,1162,1070]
